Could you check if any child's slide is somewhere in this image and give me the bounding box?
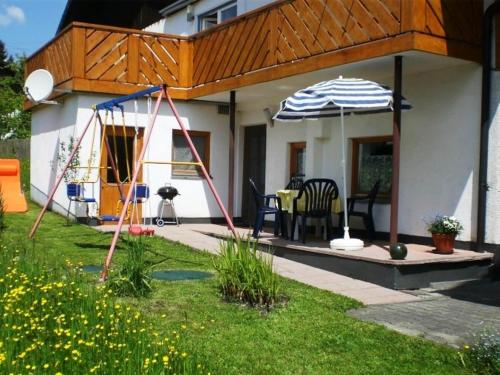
[0,159,28,213]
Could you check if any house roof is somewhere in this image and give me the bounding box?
[57,0,172,33]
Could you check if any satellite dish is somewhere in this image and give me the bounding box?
[24,69,54,102]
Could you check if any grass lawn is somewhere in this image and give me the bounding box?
[1,204,470,374]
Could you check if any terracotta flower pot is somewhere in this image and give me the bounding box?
[431,233,456,254]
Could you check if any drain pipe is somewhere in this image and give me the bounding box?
[477,0,500,251]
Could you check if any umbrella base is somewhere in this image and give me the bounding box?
[330,238,364,251]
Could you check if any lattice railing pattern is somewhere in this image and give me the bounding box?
[192,0,403,86]
[85,29,129,82]
[25,29,72,85]
[137,35,180,86]
[25,0,483,96]
[422,0,482,44]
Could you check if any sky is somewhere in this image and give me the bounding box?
[0,0,67,58]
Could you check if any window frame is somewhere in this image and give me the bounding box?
[289,141,306,179]
[351,135,392,199]
[198,1,237,31]
[171,129,210,179]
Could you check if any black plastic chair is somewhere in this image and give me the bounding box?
[291,178,339,243]
[249,178,282,238]
[285,174,305,190]
[338,180,381,241]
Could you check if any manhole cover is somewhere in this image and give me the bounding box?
[151,270,213,281]
[82,265,102,273]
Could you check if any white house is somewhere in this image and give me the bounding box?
[27,0,500,261]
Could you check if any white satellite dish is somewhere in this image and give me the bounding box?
[24,69,54,103]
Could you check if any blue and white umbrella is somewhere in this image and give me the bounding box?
[274,77,411,250]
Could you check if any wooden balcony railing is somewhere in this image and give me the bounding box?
[25,0,483,103]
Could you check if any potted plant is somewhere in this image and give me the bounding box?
[426,215,463,254]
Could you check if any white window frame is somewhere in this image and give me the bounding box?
[198,1,237,31]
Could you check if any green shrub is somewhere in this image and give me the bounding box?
[107,237,153,298]
[213,237,283,310]
[461,329,500,374]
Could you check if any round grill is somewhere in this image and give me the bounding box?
[157,186,179,200]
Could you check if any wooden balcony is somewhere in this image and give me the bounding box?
[26,0,483,104]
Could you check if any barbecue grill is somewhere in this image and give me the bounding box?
[156,185,180,227]
[157,186,179,200]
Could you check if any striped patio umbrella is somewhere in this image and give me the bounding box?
[274,77,411,250]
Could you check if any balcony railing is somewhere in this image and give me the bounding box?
[25,0,483,102]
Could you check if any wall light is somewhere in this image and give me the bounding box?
[186,5,194,22]
[263,107,274,128]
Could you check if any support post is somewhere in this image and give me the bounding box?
[29,110,97,239]
[228,91,236,219]
[101,89,164,280]
[390,56,403,245]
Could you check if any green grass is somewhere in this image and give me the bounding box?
[1,204,471,374]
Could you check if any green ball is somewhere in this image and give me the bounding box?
[389,243,407,260]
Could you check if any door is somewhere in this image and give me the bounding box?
[100,126,143,224]
[241,125,266,226]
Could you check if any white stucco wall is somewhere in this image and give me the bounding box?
[485,70,500,243]
[237,62,482,242]
[145,0,274,35]
[31,94,231,220]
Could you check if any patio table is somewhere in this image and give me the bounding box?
[276,189,342,214]
[276,189,342,239]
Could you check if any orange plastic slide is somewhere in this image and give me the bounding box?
[0,159,28,213]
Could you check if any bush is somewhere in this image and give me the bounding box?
[213,237,283,310]
[0,240,207,374]
[107,237,153,297]
[461,329,500,374]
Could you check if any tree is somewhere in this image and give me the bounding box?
[0,40,13,77]
[0,40,30,139]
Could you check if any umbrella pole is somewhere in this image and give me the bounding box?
[330,106,363,251]
[340,106,350,240]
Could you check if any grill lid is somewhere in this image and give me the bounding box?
[157,186,179,200]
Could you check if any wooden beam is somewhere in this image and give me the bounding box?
[71,27,86,78]
[390,55,403,245]
[228,91,236,219]
[71,78,188,99]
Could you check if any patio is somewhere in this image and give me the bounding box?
[97,223,494,291]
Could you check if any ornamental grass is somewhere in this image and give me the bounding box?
[213,238,283,310]
[0,242,208,375]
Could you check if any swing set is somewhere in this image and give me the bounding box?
[29,84,237,280]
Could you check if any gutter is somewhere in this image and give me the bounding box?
[160,0,199,17]
[477,0,500,251]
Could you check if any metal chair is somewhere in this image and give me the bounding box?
[291,178,338,243]
[338,180,381,241]
[249,178,282,238]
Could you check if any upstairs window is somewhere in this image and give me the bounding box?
[199,2,237,31]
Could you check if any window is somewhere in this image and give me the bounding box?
[172,130,210,178]
[290,142,306,178]
[351,136,392,197]
[198,2,237,31]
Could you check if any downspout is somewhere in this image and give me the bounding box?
[477,0,500,250]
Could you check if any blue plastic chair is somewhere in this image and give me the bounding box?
[249,178,282,238]
[66,183,96,223]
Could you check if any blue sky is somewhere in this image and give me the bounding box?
[0,0,67,57]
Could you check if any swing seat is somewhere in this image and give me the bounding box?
[100,215,120,222]
[128,225,154,236]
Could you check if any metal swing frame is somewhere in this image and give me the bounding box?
[29,84,237,280]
